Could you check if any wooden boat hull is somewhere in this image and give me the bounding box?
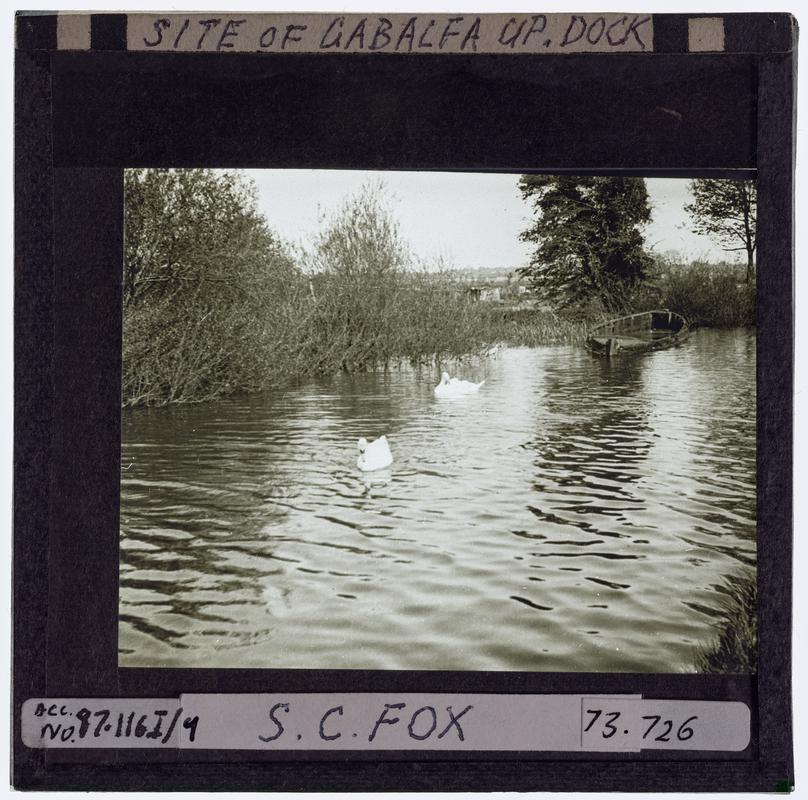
[586,310,689,356]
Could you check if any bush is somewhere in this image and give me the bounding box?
[287,186,494,372]
[656,261,755,327]
[122,169,299,406]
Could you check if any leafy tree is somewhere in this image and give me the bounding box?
[685,179,756,283]
[123,169,297,405]
[300,182,413,370]
[518,176,653,311]
[303,180,410,278]
[124,169,292,305]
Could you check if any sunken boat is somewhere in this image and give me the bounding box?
[586,309,689,356]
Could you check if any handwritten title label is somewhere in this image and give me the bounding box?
[126,13,654,54]
[22,695,750,751]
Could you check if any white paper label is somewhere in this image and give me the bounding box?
[22,694,749,752]
[123,13,654,54]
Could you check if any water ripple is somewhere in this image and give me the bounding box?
[120,330,756,671]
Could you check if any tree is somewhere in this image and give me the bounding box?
[124,169,292,305]
[518,176,653,311]
[685,179,756,283]
[300,182,413,371]
[303,180,410,278]
[123,169,297,405]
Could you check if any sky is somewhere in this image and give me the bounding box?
[246,169,739,270]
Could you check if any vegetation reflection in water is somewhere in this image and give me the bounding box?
[119,329,756,672]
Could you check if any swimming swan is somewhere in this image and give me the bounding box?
[434,372,485,397]
[357,435,393,471]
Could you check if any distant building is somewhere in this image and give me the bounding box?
[467,285,501,302]
[459,266,532,303]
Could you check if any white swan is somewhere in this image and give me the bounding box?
[434,372,485,397]
[357,435,393,471]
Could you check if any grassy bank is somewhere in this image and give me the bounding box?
[475,305,588,347]
[693,568,757,673]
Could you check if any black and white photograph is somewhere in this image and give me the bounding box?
[14,3,799,791]
[118,169,757,673]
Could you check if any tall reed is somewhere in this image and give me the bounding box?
[693,568,757,674]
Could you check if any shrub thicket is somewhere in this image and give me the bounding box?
[655,261,756,328]
[123,172,583,407]
[123,169,299,405]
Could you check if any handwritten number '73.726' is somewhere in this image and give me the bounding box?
[584,709,698,741]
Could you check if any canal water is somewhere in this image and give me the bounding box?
[119,329,756,671]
